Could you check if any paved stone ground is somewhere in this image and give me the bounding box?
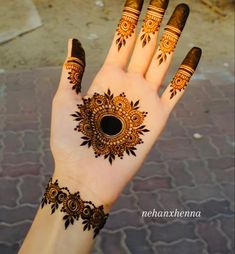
[0,63,234,254]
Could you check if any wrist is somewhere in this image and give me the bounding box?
[42,175,109,239]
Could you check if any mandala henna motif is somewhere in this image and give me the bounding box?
[116,7,140,51]
[141,5,165,47]
[41,178,109,238]
[72,89,149,164]
[65,57,85,94]
[157,25,181,65]
[170,65,194,99]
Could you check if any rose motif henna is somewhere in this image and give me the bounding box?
[41,178,109,238]
[72,89,149,164]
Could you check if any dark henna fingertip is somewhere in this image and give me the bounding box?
[182,47,202,70]
[71,38,86,66]
[124,0,144,11]
[157,3,190,65]
[167,3,190,31]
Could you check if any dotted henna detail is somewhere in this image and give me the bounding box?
[65,57,85,94]
[157,25,181,65]
[72,89,149,164]
[116,7,140,51]
[141,5,165,47]
[170,64,194,99]
[41,178,109,239]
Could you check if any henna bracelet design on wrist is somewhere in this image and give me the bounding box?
[72,89,149,164]
[41,178,109,238]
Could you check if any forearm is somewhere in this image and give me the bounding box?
[19,172,109,254]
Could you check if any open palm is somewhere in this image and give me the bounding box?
[50,1,201,211]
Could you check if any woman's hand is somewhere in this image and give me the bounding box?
[51,0,202,212]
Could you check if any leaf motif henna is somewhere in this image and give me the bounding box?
[41,178,109,238]
[72,89,149,164]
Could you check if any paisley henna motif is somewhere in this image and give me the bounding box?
[72,89,149,164]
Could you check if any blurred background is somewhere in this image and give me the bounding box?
[0,0,234,254]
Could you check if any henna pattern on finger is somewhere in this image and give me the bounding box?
[157,4,189,65]
[141,0,169,47]
[72,89,149,164]
[65,39,86,94]
[170,47,202,99]
[116,0,144,51]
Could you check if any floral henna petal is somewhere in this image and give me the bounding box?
[72,90,149,164]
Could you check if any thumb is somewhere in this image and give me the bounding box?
[58,38,86,96]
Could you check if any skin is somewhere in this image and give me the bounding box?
[19,0,202,253]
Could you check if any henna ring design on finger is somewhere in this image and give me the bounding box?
[116,7,140,51]
[72,89,149,164]
[65,57,85,94]
[157,25,181,65]
[170,64,194,99]
[141,5,165,47]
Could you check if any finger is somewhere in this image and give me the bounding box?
[128,0,169,74]
[161,47,202,113]
[104,0,144,69]
[57,38,86,97]
[146,4,190,89]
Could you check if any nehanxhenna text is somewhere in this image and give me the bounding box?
[157,4,189,65]
[141,0,169,47]
[170,47,202,99]
[72,89,149,164]
[41,178,109,238]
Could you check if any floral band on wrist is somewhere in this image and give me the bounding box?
[41,178,109,238]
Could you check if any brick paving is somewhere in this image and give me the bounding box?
[0,64,234,254]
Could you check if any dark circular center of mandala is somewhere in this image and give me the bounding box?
[100,116,123,136]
